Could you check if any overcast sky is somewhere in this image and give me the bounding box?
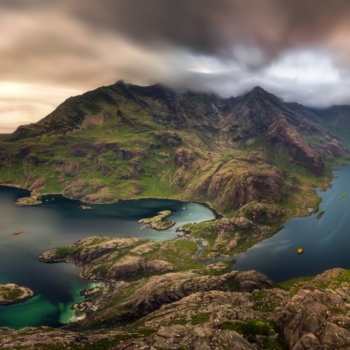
[1,0,350,133]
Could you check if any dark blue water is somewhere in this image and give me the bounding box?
[234,165,350,282]
[0,188,215,329]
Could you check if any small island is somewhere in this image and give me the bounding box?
[295,247,304,255]
[13,196,42,206]
[79,205,93,210]
[138,210,175,230]
[80,286,103,297]
[316,211,325,219]
[0,284,34,305]
[340,194,346,199]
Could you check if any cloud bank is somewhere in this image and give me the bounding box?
[1,0,350,132]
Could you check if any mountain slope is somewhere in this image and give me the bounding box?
[0,81,350,256]
[2,83,350,349]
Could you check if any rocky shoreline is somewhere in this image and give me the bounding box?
[0,284,34,305]
[13,196,42,206]
[1,182,223,219]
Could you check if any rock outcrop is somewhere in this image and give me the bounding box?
[2,265,350,349]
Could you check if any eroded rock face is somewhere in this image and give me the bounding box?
[199,160,286,209]
[217,217,253,231]
[174,148,195,169]
[239,202,286,225]
[267,117,325,175]
[83,269,276,328]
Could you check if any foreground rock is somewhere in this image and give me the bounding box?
[138,210,175,230]
[3,264,350,349]
[113,325,254,350]
[0,284,34,305]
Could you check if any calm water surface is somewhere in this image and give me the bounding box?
[234,165,350,282]
[2,165,350,328]
[0,189,215,329]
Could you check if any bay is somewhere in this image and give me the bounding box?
[0,187,215,328]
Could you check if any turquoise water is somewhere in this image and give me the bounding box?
[233,165,350,282]
[0,188,215,329]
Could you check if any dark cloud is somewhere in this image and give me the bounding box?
[67,0,350,63]
[1,0,350,132]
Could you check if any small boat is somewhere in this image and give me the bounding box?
[183,206,185,210]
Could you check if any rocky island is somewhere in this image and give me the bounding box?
[13,196,42,206]
[138,210,175,230]
[0,284,34,305]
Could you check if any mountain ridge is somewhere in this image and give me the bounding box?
[0,80,349,258]
[2,82,350,349]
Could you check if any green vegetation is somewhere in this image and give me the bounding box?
[0,286,24,301]
[138,210,175,230]
[191,312,211,325]
[251,290,279,312]
[340,193,347,199]
[279,276,314,291]
[55,246,80,258]
[218,319,286,349]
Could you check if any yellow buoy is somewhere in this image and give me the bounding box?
[295,247,303,254]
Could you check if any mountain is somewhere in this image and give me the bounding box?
[3,82,350,349]
[1,81,350,256]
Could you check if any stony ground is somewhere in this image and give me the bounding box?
[2,266,350,349]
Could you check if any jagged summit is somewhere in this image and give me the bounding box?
[7,81,349,177]
[6,82,343,141]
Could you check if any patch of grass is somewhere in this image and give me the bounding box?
[0,286,24,301]
[191,312,211,325]
[226,279,240,291]
[218,320,286,349]
[55,246,80,258]
[279,276,314,291]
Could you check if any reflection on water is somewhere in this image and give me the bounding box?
[0,187,215,328]
[233,165,350,282]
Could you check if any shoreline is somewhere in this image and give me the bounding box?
[0,183,223,220]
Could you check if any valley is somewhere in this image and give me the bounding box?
[1,82,350,349]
